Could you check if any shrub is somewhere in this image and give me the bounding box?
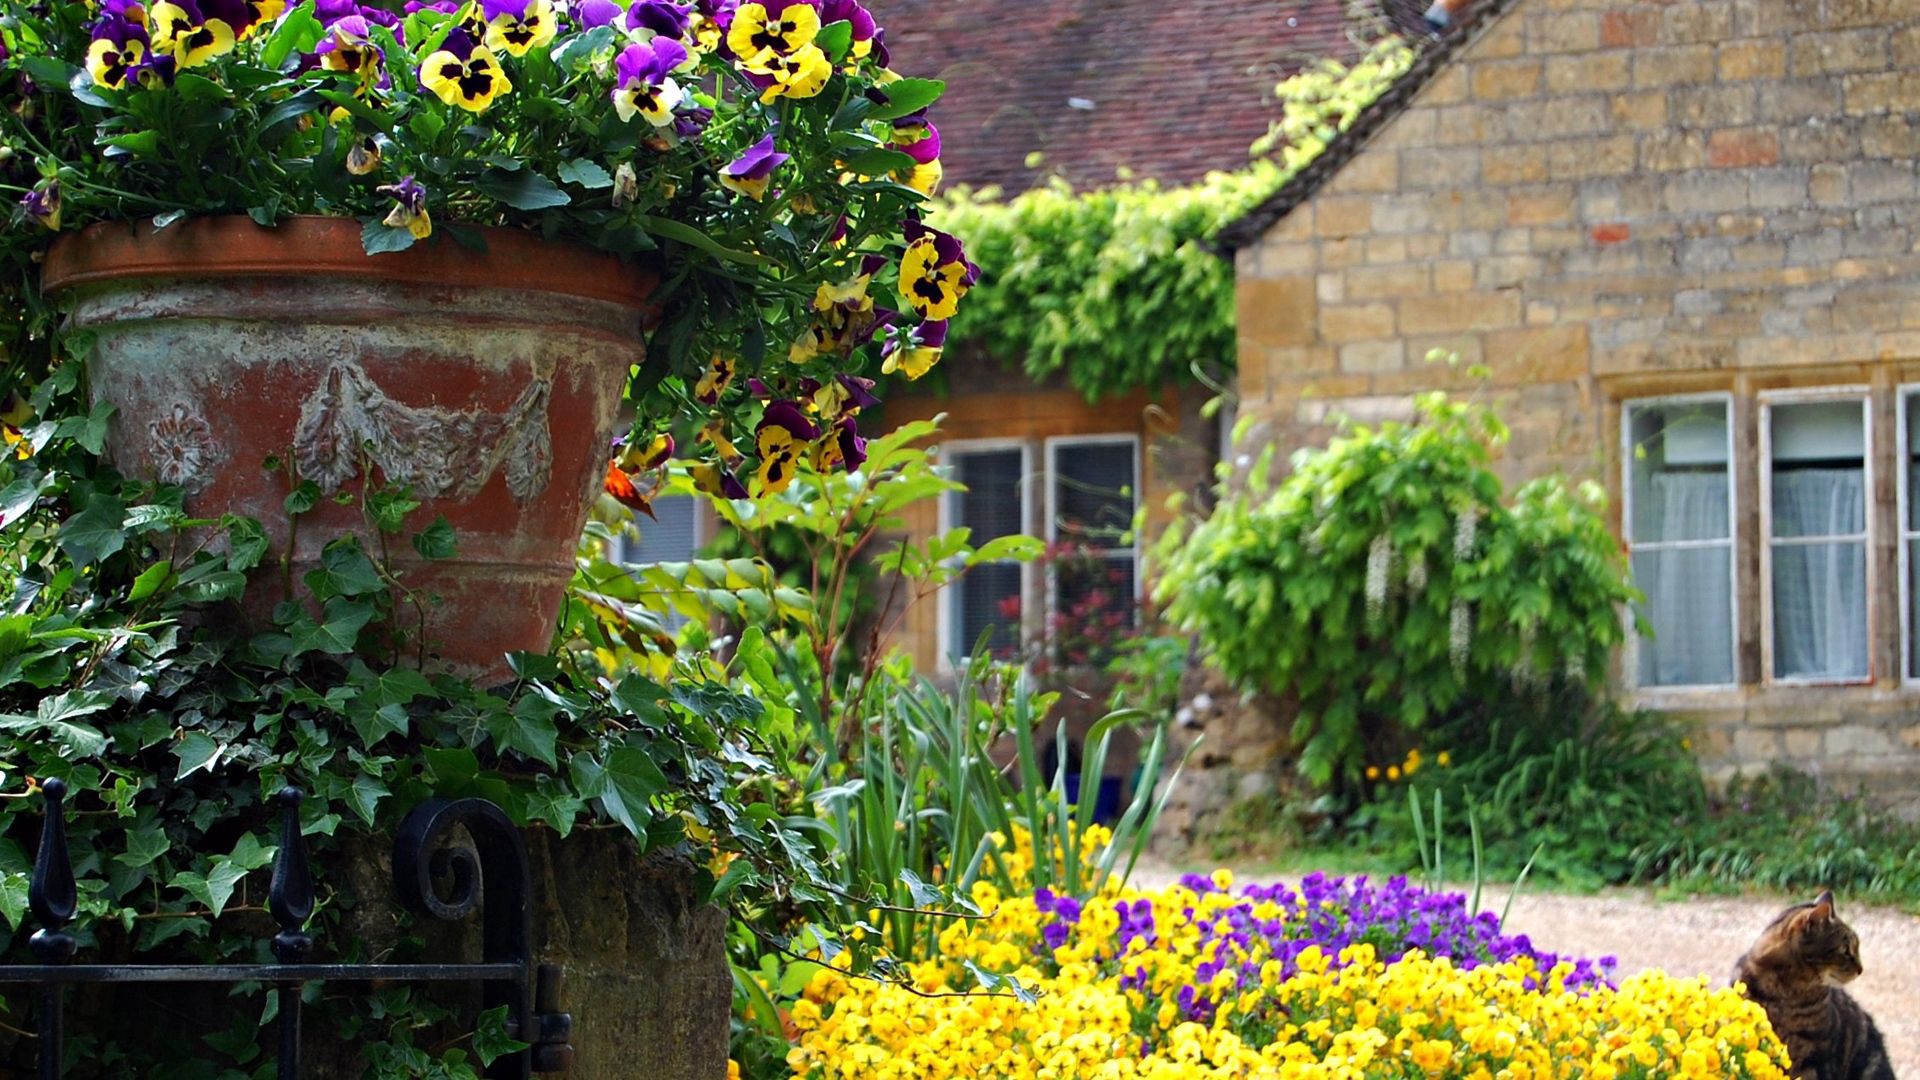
[1152,392,1639,786]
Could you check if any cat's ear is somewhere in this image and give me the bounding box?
[1811,890,1835,919]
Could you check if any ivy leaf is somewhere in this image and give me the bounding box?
[173,859,250,918]
[348,773,389,824]
[477,167,572,210]
[0,873,26,931]
[410,515,457,560]
[174,730,225,778]
[350,702,410,745]
[0,476,43,529]
[569,747,664,838]
[58,494,128,568]
[0,691,111,758]
[472,1006,529,1066]
[283,481,323,516]
[116,826,172,868]
[556,159,613,190]
[867,77,945,120]
[128,562,176,603]
[488,696,560,767]
[304,542,384,599]
[288,598,376,656]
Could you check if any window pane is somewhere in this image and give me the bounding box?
[1053,555,1136,666]
[619,495,698,565]
[1770,401,1865,538]
[1908,394,1920,532]
[953,449,1024,542]
[1627,401,1730,542]
[1910,539,1920,679]
[1054,441,1135,544]
[1632,547,1735,687]
[1772,541,1869,680]
[955,562,1022,661]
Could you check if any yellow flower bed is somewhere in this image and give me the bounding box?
[781,868,1792,1079]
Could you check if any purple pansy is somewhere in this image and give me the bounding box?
[613,37,688,126]
[626,0,694,40]
[719,133,789,200]
[573,0,622,29]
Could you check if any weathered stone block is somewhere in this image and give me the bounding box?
[1484,145,1550,185]
[1708,128,1782,168]
[1790,28,1890,75]
[1719,39,1788,81]
[1487,324,1592,380]
[1632,44,1716,87]
[1320,303,1396,342]
[1315,196,1374,238]
[1474,59,1544,101]
[1238,276,1317,349]
[1338,340,1406,373]
[1530,11,1600,54]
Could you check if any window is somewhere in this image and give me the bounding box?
[941,442,1030,662]
[1622,396,1736,688]
[1762,393,1871,684]
[1900,388,1920,680]
[614,493,703,631]
[1046,436,1140,662]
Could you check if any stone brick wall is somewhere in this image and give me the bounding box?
[1232,0,1920,809]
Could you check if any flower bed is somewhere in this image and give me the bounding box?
[780,866,1791,1079]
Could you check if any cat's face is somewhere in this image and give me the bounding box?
[1756,890,1864,984]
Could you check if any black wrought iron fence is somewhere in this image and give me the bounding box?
[0,779,574,1079]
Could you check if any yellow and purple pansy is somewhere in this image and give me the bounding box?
[754,399,817,495]
[789,255,886,362]
[889,114,942,195]
[694,354,736,404]
[692,461,750,500]
[897,220,977,322]
[624,0,693,42]
[813,415,866,472]
[377,176,432,239]
[724,0,817,63]
[818,0,882,64]
[420,29,512,113]
[85,16,159,90]
[313,15,388,94]
[482,0,557,58]
[880,319,945,380]
[18,183,60,232]
[718,133,788,201]
[147,0,239,68]
[612,38,687,127]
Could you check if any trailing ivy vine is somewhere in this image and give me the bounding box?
[929,37,1415,401]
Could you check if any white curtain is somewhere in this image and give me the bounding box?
[1770,469,1868,680]
[1636,472,1734,686]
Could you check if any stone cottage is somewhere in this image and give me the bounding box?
[870,0,1429,673]
[1218,0,1920,800]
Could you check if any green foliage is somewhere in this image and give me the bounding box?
[928,38,1414,400]
[766,650,1185,963]
[1630,769,1920,902]
[1152,392,1639,786]
[0,370,857,1076]
[1367,693,1707,889]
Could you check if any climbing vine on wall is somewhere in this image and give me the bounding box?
[930,37,1415,402]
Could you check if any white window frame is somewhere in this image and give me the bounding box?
[1898,384,1920,684]
[615,493,709,564]
[1042,433,1144,637]
[1759,387,1874,687]
[1620,392,1739,692]
[936,438,1034,667]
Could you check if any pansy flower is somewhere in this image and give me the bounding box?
[2,424,30,462]
[725,0,818,63]
[691,461,749,500]
[744,43,830,101]
[693,354,736,404]
[616,432,675,471]
[719,134,787,201]
[20,182,60,232]
[85,17,154,90]
[626,0,693,41]
[573,0,621,29]
[602,461,653,515]
[148,0,238,68]
[612,38,687,127]
[880,319,944,380]
[817,0,878,61]
[808,373,878,418]
[314,16,388,94]
[236,0,286,33]
[482,0,557,58]
[671,104,713,140]
[813,416,865,472]
[377,176,432,239]
[889,114,942,194]
[699,419,744,464]
[420,29,511,112]
[898,219,976,321]
[754,399,817,495]
[345,132,382,175]
[788,257,883,361]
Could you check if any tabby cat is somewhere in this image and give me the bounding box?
[1732,890,1896,1080]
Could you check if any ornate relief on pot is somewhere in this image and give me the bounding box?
[293,361,554,505]
[149,403,223,495]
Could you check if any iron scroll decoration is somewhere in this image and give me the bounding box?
[0,782,574,1079]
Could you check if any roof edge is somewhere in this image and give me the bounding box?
[1214,0,1527,254]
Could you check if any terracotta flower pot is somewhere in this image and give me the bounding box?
[41,216,657,678]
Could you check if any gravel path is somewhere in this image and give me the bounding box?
[1134,866,1920,1075]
